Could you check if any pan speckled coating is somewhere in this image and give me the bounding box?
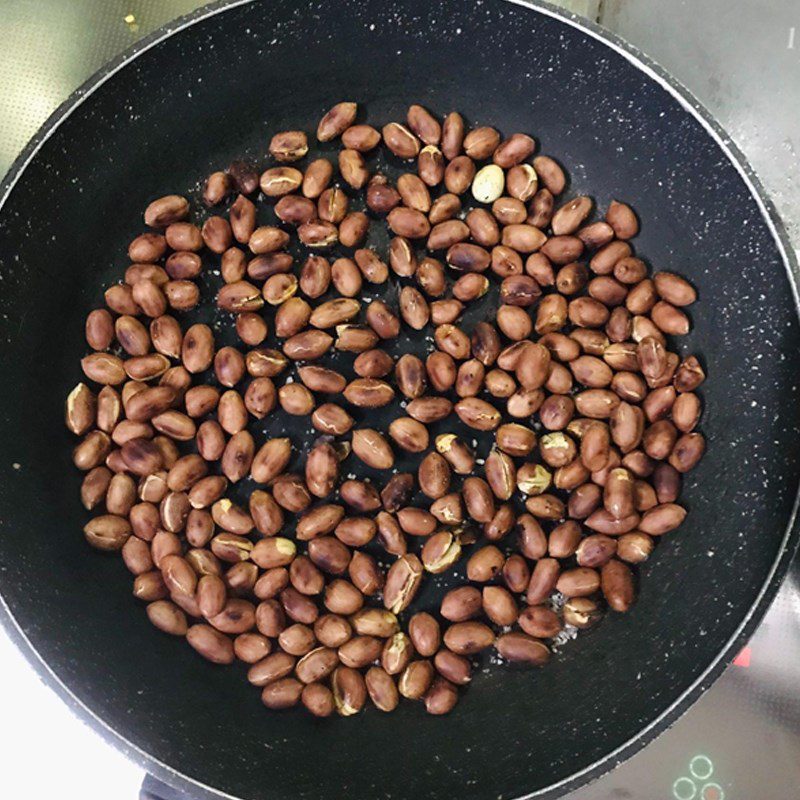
[0,1,798,799]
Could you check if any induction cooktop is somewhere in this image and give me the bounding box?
[1,2,797,799]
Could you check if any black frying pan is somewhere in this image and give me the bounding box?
[0,1,798,798]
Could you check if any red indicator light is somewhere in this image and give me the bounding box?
[702,783,724,800]
[733,646,751,667]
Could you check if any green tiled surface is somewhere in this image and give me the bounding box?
[0,0,596,176]
[0,0,208,173]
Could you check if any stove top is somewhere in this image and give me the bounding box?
[1,2,798,799]
[570,565,800,800]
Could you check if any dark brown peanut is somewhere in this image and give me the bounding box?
[341,124,381,152]
[444,622,494,655]
[617,532,655,563]
[133,570,167,603]
[337,633,380,667]
[463,545,503,582]
[248,651,295,686]
[317,101,357,141]
[258,166,301,198]
[363,666,398,712]
[546,520,581,558]
[481,585,518,627]
[442,155,475,196]
[555,567,600,598]
[300,683,336,717]
[261,677,304,710]
[352,429,394,470]
[525,557,560,605]
[419,145,445,186]
[380,632,413,675]
[452,397,499,431]
[186,624,234,665]
[519,605,562,639]
[314,614,352,648]
[84,514,131,551]
[143,195,188,228]
[485,448,516,501]
[354,349,393,378]
[495,633,550,666]
[308,536,350,575]
[147,600,187,636]
[606,200,639,239]
[434,649,471,686]
[532,155,566,194]
[638,503,687,535]
[331,666,367,716]
[601,559,635,611]
[673,392,701,432]
[526,187,553,229]
[348,551,383,595]
[464,126,500,159]
[429,493,463,526]
[366,179,401,214]
[227,160,259,195]
[461,477,495,523]
[440,586,481,622]
[380,474,414,513]
[653,271,696,306]
[674,356,705,393]
[563,597,602,628]
[396,507,436,537]
[383,122,420,159]
[585,508,640,535]
[398,659,435,700]
[383,555,423,614]
[415,453,449,501]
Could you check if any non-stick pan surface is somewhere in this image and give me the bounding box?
[0,1,798,798]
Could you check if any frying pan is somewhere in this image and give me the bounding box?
[0,0,798,798]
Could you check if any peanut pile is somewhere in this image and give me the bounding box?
[66,101,705,717]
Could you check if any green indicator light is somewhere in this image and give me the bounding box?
[701,782,725,800]
[673,776,697,800]
[690,755,714,781]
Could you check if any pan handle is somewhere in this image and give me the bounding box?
[140,774,193,800]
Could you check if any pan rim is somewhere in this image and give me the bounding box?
[0,0,797,798]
